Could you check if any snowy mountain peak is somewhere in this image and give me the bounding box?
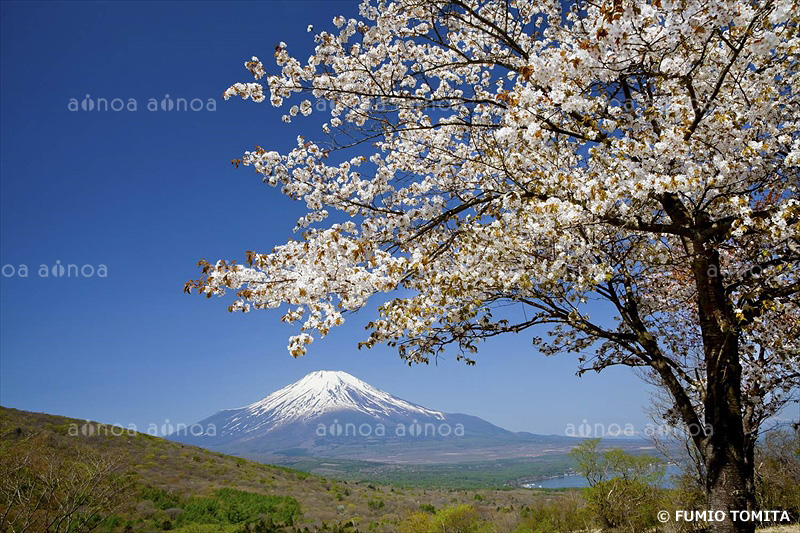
[175,370,516,454]
[295,370,365,389]
[229,371,445,433]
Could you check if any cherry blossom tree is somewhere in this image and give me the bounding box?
[187,1,799,530]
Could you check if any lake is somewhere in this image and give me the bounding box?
[523,464,683,489]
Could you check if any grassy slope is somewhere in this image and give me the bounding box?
[0,406,565,532]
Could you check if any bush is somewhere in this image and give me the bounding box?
[398,511,438,533]
[0,436,128,533]
[139,486,185,510]
[756,429,800,522]
[583,478,662,531]
[659,473,707,533]
[165,507,185,520]
[513,492,590,533]
[398,504,492,533]
[418,503,436,514]
[569,438,665,532]
[367,499,385,510]
[135,500,158,519]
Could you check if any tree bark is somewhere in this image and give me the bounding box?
[696,247,757,533]
[704,353,756,533]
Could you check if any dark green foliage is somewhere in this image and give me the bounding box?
[182,497,222,523]
[367,498,384,510]
[182,488,301,526]
[419,503,436,513]
[312,520,358,532]
[139,485,184,510]
[235,516,281,532]
[101,514,123,529]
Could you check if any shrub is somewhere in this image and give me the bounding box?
[755,429,800,523]
[398,504,492,533]
[135,500,158,519]
[0,436,128,532]
[367,499,385,510]
[398,511,436,533]
[583,478,662,531]
[569,438,665,532]
[513,492,590,533]
[165,507,185,520]
[139,486,184,510]
[659,474,707,533]
[418,503,436,514]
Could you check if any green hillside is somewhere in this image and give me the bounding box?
[3,406,795,532]
[0,406,568,532]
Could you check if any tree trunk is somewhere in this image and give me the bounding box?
[694,246,757,533]
[705,432,756,533]
[703,338,756,533]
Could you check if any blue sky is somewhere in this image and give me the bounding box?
[0,0,667,437]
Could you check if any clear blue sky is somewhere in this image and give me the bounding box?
[0,0,667,437]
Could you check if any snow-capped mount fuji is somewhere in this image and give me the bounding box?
[171,370,514,457]
[241,370,446,429]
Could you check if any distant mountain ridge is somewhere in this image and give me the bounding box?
[170,370,591,462]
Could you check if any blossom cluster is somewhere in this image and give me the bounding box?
[189,0,799,386]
